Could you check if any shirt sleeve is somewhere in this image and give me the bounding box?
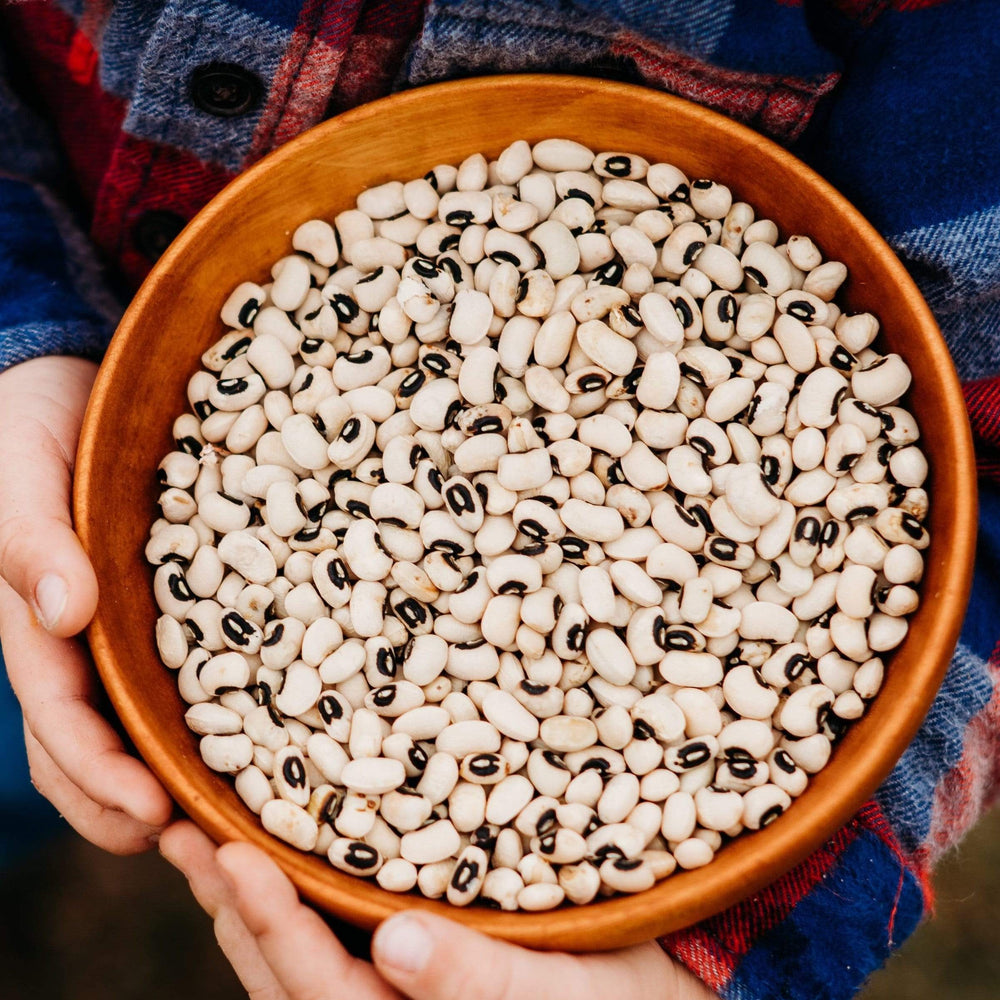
[0,46,121,373]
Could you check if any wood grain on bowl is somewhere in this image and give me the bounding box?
[74,75,976,951]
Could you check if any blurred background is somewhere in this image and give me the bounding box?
[2,758,999,1000]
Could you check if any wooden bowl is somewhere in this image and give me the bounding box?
[75,75,976,952]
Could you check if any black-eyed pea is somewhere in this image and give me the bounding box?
[741,783,792,831]
[693,785,743,832]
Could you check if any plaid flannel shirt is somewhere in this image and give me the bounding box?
[1,3,998,998]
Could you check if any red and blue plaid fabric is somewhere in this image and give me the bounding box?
[1,2,999,997]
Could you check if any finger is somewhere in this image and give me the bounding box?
[0,355,99,636]
[216,841,403,1000]
[372,913,712,1000]
[1,580,174,828]
[24,724,161,854]
[160,821,289,1000]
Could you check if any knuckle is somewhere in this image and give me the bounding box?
[0,514,69,590]
[0,516,32,585]
[442,955,515,1000]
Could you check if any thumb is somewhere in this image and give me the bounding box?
[372,911,694,1000]
[0,356,100,636]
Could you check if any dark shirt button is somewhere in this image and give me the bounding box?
[189,62,264,118]
[132,210,186,261]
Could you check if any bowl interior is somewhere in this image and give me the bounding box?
[75,74,976,951]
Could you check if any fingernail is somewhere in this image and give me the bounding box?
[376,914,433,974]
[34,574,68,631]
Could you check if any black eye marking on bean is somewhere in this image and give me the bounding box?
[413,258,438,279]
[675,742,712,768]
[708,537,738,561]
[688,504,714,533]
[760,454,780,485]
[325,557,349,588]
[318,695,344,723]
[595,261,624,285]
[728,759,759,780]
[565,187,595,206]
[794,516,820,544]
[592,844,626,863]
[759,804,785,827]
[237,298,261,327]
[662,627,697,651]
[542,750,569,770]
[437,255,462,282]
[469,754,501,777]
[820,521,841,546]
[785,654,812,682]
[395,598,428,627]
[282,756,307,788]
[603,155,632,176]
[167,571,195,602]
[347,498,374,518]
[621,304,642,326]
[830,346,855,371]
[345,843,380,870]
[491,250,521,267]
[216,377,249,396]
[673,296,694,328]
[612,857,644,871]
[621,365,643,394]
[580,756,612,776]
[520,681,550,696]
[356,266,384,285]
[535,808,558,835]
[371,685,398,708]
[559,536,588,560]
[375,647,396,677]
[716,294,737,323]
[518,518,547,540]
[262,623,284,647]
[331,295,360,322]
[689,435,715,457]
[836,450,861,472]
[221,612,255,645]
[632,719,655,740]
[682,241,705,266]
[450,858,480,891]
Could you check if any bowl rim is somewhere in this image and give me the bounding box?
[75,73,978,950]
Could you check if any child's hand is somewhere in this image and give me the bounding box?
[0,356,173,852]
[161,820,718,1000]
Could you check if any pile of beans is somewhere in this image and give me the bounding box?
[147,138,930,911]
